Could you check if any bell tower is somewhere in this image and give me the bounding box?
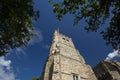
[40,30,97,80]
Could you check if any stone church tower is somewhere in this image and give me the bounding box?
[40,30,97,80]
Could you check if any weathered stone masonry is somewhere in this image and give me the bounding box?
[93,60,120,80]
[39,30,120,80]
[40,30,97,80]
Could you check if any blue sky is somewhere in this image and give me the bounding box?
[0,0,120,80]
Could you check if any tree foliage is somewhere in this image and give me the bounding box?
[31,77,39,80]
[0,0,39,56]
[49,0,120,49]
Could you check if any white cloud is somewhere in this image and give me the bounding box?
[106,50,120,60]
[0,56,17,80]
[8,29,43,56]
[0,57,11,70]
[28,29,43,45]
[4,29,43,80]
[15,47,26,55]
[8,46,26,57]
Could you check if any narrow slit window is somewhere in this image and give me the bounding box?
[73,74,78,80]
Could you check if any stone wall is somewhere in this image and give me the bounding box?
[39,30,120,80]
[93,60,120,80]
[40,30,97,80]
